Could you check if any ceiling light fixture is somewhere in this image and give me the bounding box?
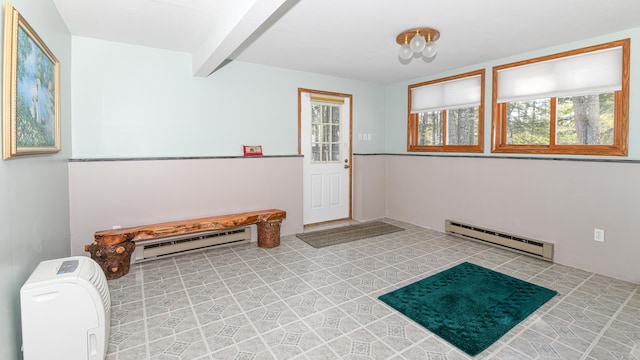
[396,27,440,61]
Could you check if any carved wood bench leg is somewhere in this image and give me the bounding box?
[85,241,135,280]
[257,220,282,248]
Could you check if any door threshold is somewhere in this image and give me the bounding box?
[303,218,358,232]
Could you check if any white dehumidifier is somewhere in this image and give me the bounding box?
[20,256,111,360]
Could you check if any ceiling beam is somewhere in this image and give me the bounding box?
[192,0,296,77]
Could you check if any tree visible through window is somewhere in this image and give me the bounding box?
[408,70,484,152]
[493,39,628,156]
[447,107,479,145]
[558,94,615,145]
[417,111,442,146]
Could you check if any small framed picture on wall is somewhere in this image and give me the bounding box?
[243,145,263,156]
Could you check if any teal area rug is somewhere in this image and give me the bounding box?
[378,262,557,356]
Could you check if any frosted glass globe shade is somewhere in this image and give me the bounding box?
[422,42,438,58]
[398,44,413,60]
[409,34,426,53]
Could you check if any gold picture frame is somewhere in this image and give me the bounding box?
[2,2,60,160]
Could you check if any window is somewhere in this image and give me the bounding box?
[310,94,344,162]
[408,70,484,152]
[492,39,629,156]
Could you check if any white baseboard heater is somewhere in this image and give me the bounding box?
[134,226,251,262]
[445,220,554,262]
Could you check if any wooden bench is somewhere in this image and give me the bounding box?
[85,209,286,280]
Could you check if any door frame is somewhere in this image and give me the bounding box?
[298,88,353,225]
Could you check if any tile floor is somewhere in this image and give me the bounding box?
[106,219,640,360]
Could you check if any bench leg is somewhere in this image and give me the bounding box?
[85,241,135,280]
[256,220,282,248]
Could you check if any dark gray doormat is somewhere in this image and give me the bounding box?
[296,221,404,248]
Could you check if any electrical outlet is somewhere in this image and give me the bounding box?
[112,225,122,229]
[594,228,605,242]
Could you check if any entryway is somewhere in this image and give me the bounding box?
[298,88,352,225]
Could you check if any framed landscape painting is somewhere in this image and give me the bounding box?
[2,2,60,160]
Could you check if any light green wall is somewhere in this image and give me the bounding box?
[71,37,387,158]
[0,1,72,359]
[385,27,640,159]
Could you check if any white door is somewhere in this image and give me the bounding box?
[300,91,351,225]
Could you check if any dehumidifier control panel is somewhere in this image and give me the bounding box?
[56,259,79,274]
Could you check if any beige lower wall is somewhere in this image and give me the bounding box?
[68,157,304,256]
[68,154,640,284]
[385,155,640,284]
[68,155,388,257]
[353,155,387,221]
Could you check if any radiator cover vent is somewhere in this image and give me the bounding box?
[445,220,554,262]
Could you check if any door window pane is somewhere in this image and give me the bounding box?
[332,125,340,142]
[311,124,320,143]
[321,144,330,161]
[323,125,330,142]
[311,102,342,163]
[332,144,340,161]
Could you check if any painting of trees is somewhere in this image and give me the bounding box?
[15,26,56,147]
[3,3,60,159]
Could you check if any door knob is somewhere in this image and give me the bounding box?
[344,164,350,169]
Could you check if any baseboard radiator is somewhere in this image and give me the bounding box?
[445,220,554,262]
[134,226,251,262]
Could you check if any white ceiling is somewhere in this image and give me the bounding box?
[53,0,640,84]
